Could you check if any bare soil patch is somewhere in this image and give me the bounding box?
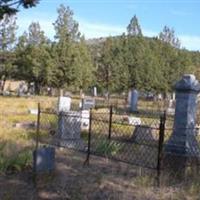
[1,148,195,200]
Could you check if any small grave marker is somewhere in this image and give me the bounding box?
[82,98,95,110]
[58,96,71,112]
[130,89,138,112]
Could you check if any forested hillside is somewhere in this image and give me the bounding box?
[0,4,200,95]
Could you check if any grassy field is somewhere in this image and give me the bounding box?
[0,96,200,199]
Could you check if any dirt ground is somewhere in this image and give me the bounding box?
[0,148,199,200]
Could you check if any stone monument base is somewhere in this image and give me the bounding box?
[162,153,200,179]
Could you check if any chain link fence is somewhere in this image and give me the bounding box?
[37,104,165,170]
[36,101,200,183]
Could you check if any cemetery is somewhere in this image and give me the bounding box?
[0,1,200,198]
[0,75,200,199]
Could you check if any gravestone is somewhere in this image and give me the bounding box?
[81,110,90,130]
[131,125,157,144]
[58,96,71,112]
[29,82,35,95]
[164,74,200,169]
[166,99,175,115]
[157,93,163,101]
[57,111,84,149]
[17,82,26,97]
[93,87,97,97]
[33,147,55,173]
[127,90,132,104]
[130,89,138,112]
[172,92,176,101]
[82,98,95,110]
[128,116,141,125]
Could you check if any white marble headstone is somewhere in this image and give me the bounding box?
[82,98,95,110]
[58,96,71,112]
[93,87,97,97]
[81,110,90,130]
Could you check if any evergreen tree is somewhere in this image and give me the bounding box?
[53,4,80,42]
[0,14,17,91]
[15,22,52,94]
[0,0,39,19]
[159,26,181,48]
[127,15,142,36]
[52,4,81,89]
[72,37,94,91]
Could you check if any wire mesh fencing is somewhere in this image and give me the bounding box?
[37,103,165,170]
[87,107,165,170]
[36,102,200,182]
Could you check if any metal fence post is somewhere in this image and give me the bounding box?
[33,102,41,185]
[36,103,41,151]
[84,108,92,165]
[157,110,166,186]
[108,105,113,140]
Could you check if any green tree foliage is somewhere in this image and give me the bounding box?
[0,14,17,91]
[52,4,93,92]
[0,0,39,19]
[72,37,94,91]
[97,37,116,94]
[53,4,80,42]
[15,22,52,94]
[2,6,200,96]
[127,15,142,36]
[159,26,181,48]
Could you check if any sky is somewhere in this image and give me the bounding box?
[16,0,200,51]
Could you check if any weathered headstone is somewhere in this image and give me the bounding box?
[57,111,84,149]
[81,110,90,130]
[93,87,97,97]
[127,90,132,104]
[164,74,200,169]
[128,116,141,125]
[33,147,55,173]
[29,82,35,95]
[172,92,176,101]
[167,99,175,115]
[58,96,71,112]
[82,98,95,110]
[17,82,26,97]
[157,93,163,101]
[131,125,157,144]
[130,89,138,112]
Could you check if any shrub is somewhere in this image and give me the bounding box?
[0,142,32,174]
[95,139,123,156]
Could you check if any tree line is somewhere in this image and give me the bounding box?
[0,4,200,95]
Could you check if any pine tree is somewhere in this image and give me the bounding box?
[0,0,39,19]
[0,14,17,91]
[52,4,81,89]
[72,37,94,91]
[53,4,80,42]
[15,22,52,94]
[159,26,181,48]
[127,15,142,36]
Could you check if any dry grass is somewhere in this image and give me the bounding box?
[0,96,200,199]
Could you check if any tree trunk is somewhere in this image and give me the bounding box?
[35,81,40,95]
[0,75,7,92]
